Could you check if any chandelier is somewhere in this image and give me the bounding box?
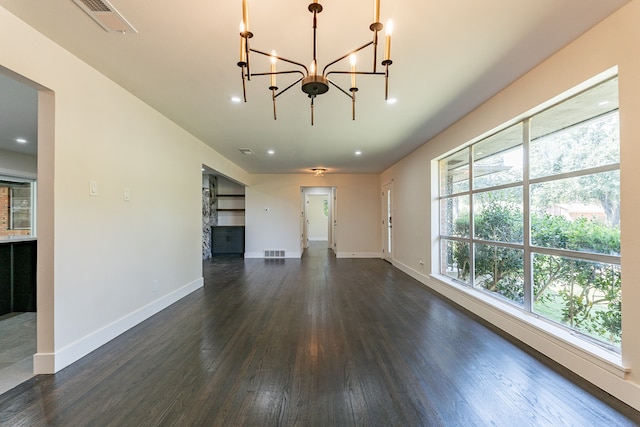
[237,0,394,125]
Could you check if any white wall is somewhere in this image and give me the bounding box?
[381,0,640,410]
[0,5,250,373]
[0,148,37,178]
[246,174,380,258]
[308,194,329,241]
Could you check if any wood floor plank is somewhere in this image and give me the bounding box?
[1,243,639,426]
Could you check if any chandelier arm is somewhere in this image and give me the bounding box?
[312,11,318,67]
[273,77,304,99]
[310,96,315,126]
[250,49,309,75]
[272,89,277,120]
[244,36,252,81]
[241,67,247,102]
[326,71,385,77]
[250,70,305,78]
[327,80,355,100]
[384,63,390,100]
[372,30,378,74]
[321,41,373,76]
[352,91,356,121]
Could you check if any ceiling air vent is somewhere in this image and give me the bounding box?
[72,0,138,34]
[238,148,254,155]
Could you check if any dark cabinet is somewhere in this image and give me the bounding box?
[212,226,245,255]
[0,240,37,316]
[0,244,11,315]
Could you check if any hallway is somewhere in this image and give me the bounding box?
[0,249,638,426]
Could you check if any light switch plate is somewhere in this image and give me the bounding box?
[124,187,130,201]
[89,180,98,196]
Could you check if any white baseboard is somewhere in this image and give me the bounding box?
[33,352,54,374]
[336,252,381,258]
[34,277,203,374]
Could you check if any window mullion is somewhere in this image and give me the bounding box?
[468,147,475,288]
[523,118,532,312]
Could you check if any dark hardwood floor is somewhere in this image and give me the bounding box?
[1,242,639,426]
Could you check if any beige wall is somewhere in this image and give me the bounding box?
[246,174,380,258]
[0,148,36,178]
[381,0,640,410]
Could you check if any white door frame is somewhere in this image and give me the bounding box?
[300,189,307,251]
[331,187,337,252]
[382,181,393,262]
[301,186,336,253]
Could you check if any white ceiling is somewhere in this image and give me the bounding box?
[0,72,37,156]
[0,0,630,173]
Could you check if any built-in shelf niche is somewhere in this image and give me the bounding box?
[216,181,245,226]
[217,194,245,212]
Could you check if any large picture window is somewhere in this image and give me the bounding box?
[438,77,620,351]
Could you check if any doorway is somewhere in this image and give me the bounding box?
[301,187,336,255]
[202,168,246,260]
[382,182,393,262]
[0,69,42,394]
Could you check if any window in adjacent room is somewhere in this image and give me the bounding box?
[1,179,35,237]
[438,77,620,351]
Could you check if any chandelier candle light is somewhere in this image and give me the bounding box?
[237,0,393,125]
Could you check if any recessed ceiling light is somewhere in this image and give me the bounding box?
[15,138,27,143]
[230,96,242,103]
[599,101,610,106]
[268,149,275,155]
[386,98,397,105]
[355,151,362,156]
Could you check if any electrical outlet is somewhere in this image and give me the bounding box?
[152,279,158,292]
